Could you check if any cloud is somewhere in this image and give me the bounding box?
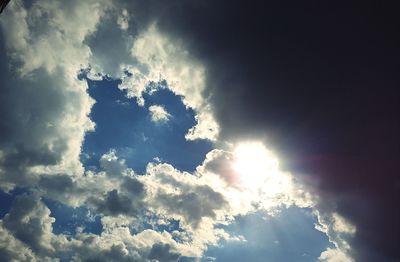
[0,225,36,262]
[81,151,145,217]
[314,211,355,261]
[129,24,204,110]
[143,162,229,228]
[319,248,353,262]
[0,149,239,260]
[2,194,55,253]
[78,152,248,259]
[2,1,397,261]
[120,23,219,140]
[148,243,180,262]
[197,147,315,214]
[119,1,399,261]
[185,107,219,141]
[117,9,130,31]
[0,0,110,191]
[84,15,219,140]
[0,1,227,260]
[0,165,181,261]
[197,149,237,186]
[148,105,171,123]
[0,195,182,261]
[1,0,110,76]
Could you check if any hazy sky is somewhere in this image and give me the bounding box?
[0,1,398,261]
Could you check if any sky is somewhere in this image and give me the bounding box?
[0,1,398,262]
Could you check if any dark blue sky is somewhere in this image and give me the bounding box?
[81,77,212,174]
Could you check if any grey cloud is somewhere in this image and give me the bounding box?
[0,191,180,262]
[89,188,142,216]
[86,157,146,216]
[85,8,138,77]
[148,243,180,262]
[38,151,146,217]
[0,66,74,189]
[0,226,37,262]
[38,174,75,195]
[122,176,145,195]
[99,150,129,177]
[156,185,227,228]
[199,149,239,186]
[2,194,54,253]
[82,243,140,262]
[145,163,229,228]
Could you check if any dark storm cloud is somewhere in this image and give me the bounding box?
[124,1,399,261]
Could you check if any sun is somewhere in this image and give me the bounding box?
[232,142,279,190]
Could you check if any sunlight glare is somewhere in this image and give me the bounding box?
[232,142,279,190]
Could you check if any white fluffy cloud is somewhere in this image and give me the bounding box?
[148,105,171,123]
[118,23,220,140]
[319,247,354,262]
[0,150,239,261]
[0,192,182,261]
[0,0,112,191]
[0,142,355,261]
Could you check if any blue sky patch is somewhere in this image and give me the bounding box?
[205,207,334,262]
[81,77,213,174]
[44,198,102,235]
[0,188,27,218]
